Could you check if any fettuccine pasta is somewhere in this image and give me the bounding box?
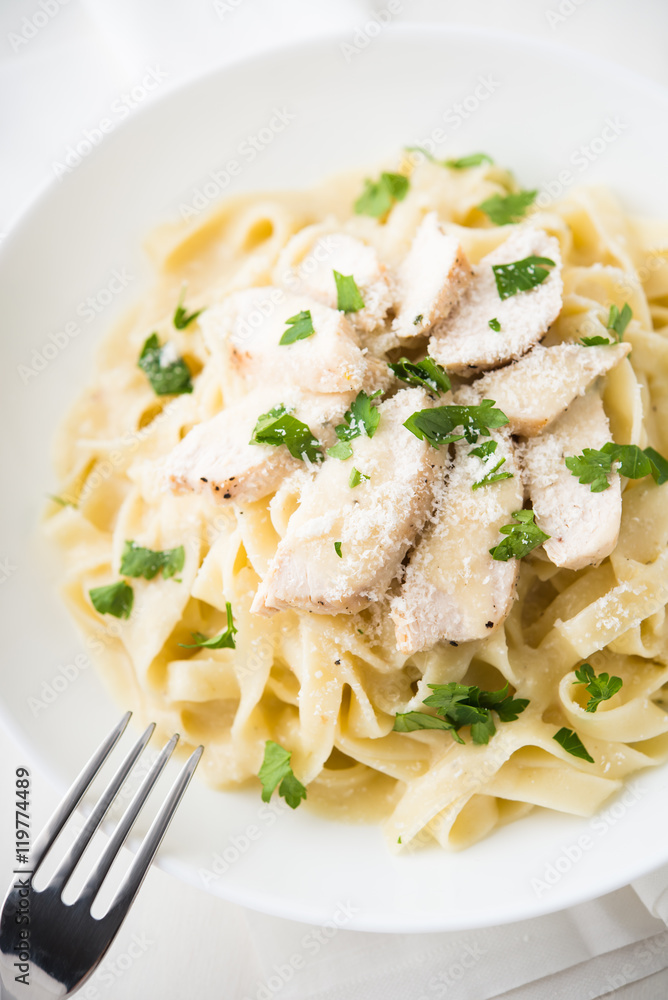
[45,154,668,851]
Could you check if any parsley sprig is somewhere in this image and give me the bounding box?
[553,727,594,763]
[354,172,409,218]
[565,442,668,493]
[492,256,556,300]
[405,147,494,170]
[327,390,382,460]
[573,663,623,713]
[489,510,550,561]
[333,272,365,313]
[394,681,528,746]
[404,399,509,447]
[179,602,237,650]
[472,457,514,490]
[388,358,451,396]
[138,334,193,396]
[478,190,537,225]
[120,540,185,581]
[258,740,307,809]
[250,404,321,462]
[581,303,632,347]
[279,310,315,345]
[173,287,203,329]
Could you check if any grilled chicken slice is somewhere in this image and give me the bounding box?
[163,389,352,505]
[392,212,472,340]
[521,392,622,570]
[252,388,446,615]
[428,226,563,374]
[201,288,389,395]
[278,230,394,333]
[458,342,630,436]
[391,430,523,653]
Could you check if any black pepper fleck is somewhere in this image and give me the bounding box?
[223,492,231,498]
[449,641,459,647]
[335,659,341,665]
[200,477,208,482]
[485,621,493,629]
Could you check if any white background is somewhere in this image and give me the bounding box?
[3,2,668,998]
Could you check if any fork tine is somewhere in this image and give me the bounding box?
[78,733,182,905]
[49,722,156,894]
[105,745,203,919]
[30,711,132,874]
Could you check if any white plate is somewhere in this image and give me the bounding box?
[2,25,668,933]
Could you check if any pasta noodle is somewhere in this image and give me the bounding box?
[44,155,668,851]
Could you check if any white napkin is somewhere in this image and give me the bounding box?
[4,1,668,996]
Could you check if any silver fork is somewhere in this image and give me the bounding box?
[0,713,202,1000]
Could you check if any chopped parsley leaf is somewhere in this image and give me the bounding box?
[413,314,424,325]
[645,447,668,486]
[489,509,549,561]
[405,147,494,170]
[250,404,321,462]
[48,493,77,508]
[553,727,594,763]
[334,541,343,558]
[492,256,556,300]
[354,172,409,218]
[478,190,537,225]
[349,467,370,488]
[120,540,185,581]
[279,310,315,345]
[394,681,528,746]
[488,317,501,332]
[89,581,134,619]
[327,390,382,459]
[138,334,193,396]
[258,740,306,809]
[573,663,623,713]
[469,440,497,459]
[581,302,633,346]
[179,602,237,649]
[388,357,450,395]
[445,152,494,169]
[608,302,633,340]
[404,399,509,447]
[173,286,203,329]
[333,271,365,313]
[472,457,514,490]
[565,442,668,493]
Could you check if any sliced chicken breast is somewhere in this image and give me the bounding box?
[391,430,524,653]
[458,342,630,436]
[200,288,389,395]
[279,230,394,333]
[428,226,563,374]
[392,212,473,340]
[163,388,352,505]
[521,392,622,571]
[252,387,446,615]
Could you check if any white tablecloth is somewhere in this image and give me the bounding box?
[3,2,668,997]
